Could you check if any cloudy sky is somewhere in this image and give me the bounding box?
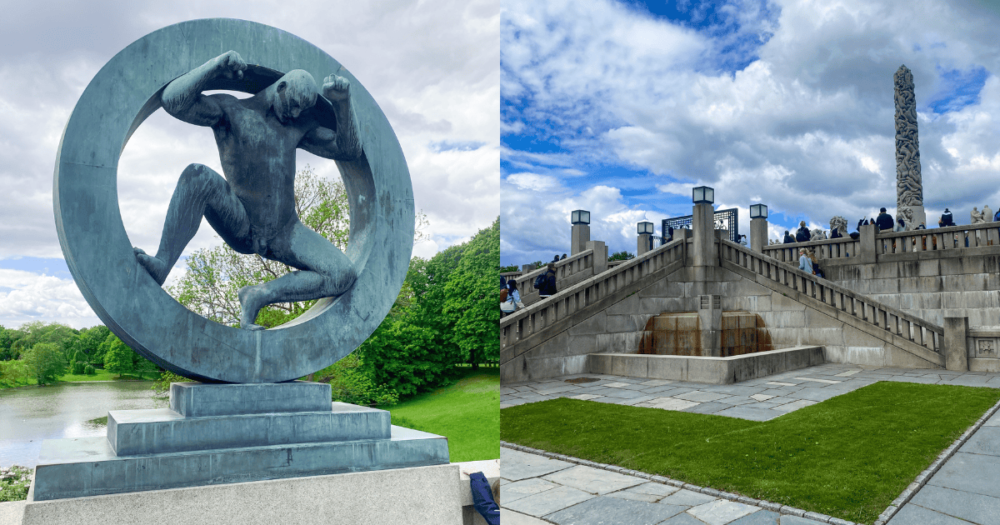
[500,0,1000,267]
[0,0,499,328]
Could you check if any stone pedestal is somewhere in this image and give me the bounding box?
[750,217,767,253]
[30,382,449,502]
[571,223,590,255]
[900,205,927,230]
[637,233,652,255]
[586,240,607,274]
[944,317,970,372]
[691,203,716,269]
[697,294,722,357]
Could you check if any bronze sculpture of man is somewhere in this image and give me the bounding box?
[133,51,362,330]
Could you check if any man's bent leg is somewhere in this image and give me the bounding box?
[136,163,251,285]
[238,223,356,329]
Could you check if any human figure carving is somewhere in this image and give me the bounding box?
[133,51,362,330]
[972,207,985,225]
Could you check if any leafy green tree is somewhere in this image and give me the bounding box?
[357,318,440,398]
[0,325,22,361]
[444,218,500,366]
[608,251,635,261]
[103,337,136,378]
[101,334,158,379]
[74,326,111,363]
[500,265,519,273]
[527,260,544,268]
[0,359,29,387]
[21,343,67,385]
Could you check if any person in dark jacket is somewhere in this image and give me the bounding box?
[537,263,558,297]
[783,230,795,244]
[468,472,500,525]
[795,221,811,242]
[875,207,894,231]
[941,208,955,227]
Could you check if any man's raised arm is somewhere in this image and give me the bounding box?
[162,51,247,127]
[299,75,363,161]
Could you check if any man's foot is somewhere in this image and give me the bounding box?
[134,248,170,286]
[238,285,267,330]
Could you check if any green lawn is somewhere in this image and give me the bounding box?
[501,382,1000,524]
[0,368,157,389]
[390,368,499,463]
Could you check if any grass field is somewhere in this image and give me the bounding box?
[501,381,1000,524]
[390,368,499,463]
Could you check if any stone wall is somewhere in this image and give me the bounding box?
[821,251,1000,326]
[509,262,942,383]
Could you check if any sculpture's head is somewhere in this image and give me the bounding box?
[269,70,318,124]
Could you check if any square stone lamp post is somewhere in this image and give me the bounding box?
[750,203,768,253]
[637,220,655,255]
[571,209,591,256]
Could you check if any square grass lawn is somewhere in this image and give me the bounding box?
[501,381,1000,524]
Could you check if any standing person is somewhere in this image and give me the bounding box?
[783,230,795,244]
[666,225,674,243]
[875,207,894,231]
[808,249,824,278]
[536,262,558,298]
[795,221,811,242]
[798,249,813,274]
[941,208,955,227]
[894,217,906,232]
[507,281,525,311]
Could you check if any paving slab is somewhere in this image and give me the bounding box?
[683,401,733,415]
[504,485,595,517]
[687,499,760,524]
[641,398,701,411]
[887,504,971,524]
[503,477,562,504]
[500,508,554,525]
[908,485,1000,525]
[675,391,733,403]
[545,496,686,525]
[770,400,817,413]
[715,405,782,421]
[777,516,827,524]
[502,447,574,481]
[542,465,645,495]
[730,509,781,524]
[658,489,718,507]
[958,426,1000,457]
[659,512,709,524]
[926,452,1000,499]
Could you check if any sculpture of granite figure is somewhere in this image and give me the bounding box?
[810,228,828,241]
[133,51,360,330]
[985,205,994,223]
[830,216,848,237]
[898,208,914,231]
[894,65,925,229]
[972,207,985,225]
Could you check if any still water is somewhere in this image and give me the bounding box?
[0,381,167,468]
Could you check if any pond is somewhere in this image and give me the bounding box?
[0,381,167,468]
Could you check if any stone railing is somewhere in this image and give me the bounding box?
[500,238,686,354]
[501,270,523,281]
[762,236,860,263]
[721,239,943,355]
[877,222,1000,254]
[514,250,595,304]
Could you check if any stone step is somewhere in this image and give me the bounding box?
[31,426,448,501]
[169,382,332,417]
[108,402,390,456]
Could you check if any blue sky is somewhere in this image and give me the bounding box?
[0,0,499,328]
[500,0,1000,267]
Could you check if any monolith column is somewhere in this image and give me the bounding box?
[894,65,926,230]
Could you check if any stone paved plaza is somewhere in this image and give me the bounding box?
[501,363,1000,420]
[502,364,1000,524]
[501,447,826,524]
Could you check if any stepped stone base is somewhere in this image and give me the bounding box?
[30,382,450,502]
[588,346,825,384]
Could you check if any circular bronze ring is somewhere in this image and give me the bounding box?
[54,19,414,383]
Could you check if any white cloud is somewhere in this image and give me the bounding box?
[501,0,1000,260]
[0,270,100,329]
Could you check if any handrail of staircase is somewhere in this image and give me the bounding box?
[500,237,686,352]
[515,249,595,297]
[720,239,943,354]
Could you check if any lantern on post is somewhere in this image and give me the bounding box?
[692,186,714,204]
[750,203,768,219]
[571,210,591,225]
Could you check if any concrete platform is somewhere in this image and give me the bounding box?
[587,346,825,384]
[109,402,389,455]
[31,425,448,501]
[169,381,332,417]
[18,463,464,525]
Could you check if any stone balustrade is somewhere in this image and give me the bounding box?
[514,250,595,305]
[721,239,943,355]
[500,238,686,354]
[877,222,1000,254]
[763,236,860,263]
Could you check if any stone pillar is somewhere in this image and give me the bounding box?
[697,294,722,357]
[944,317,969,372]
[586,241,607,275]
[637,233,652,255]
[691,203,715,267]
[858,223,877,264]
[750,217,767,253]
[571,223,590,256]
[894,65,927,230]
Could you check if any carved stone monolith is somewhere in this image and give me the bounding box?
[894,65,926,229]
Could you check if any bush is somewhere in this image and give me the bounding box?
[152,370,193,395]
[0,466,32,502]
[72,361,86,375]
[326,354,399,407]
[84,364,95,375]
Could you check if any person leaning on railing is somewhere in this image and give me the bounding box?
[536,262,558,299]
